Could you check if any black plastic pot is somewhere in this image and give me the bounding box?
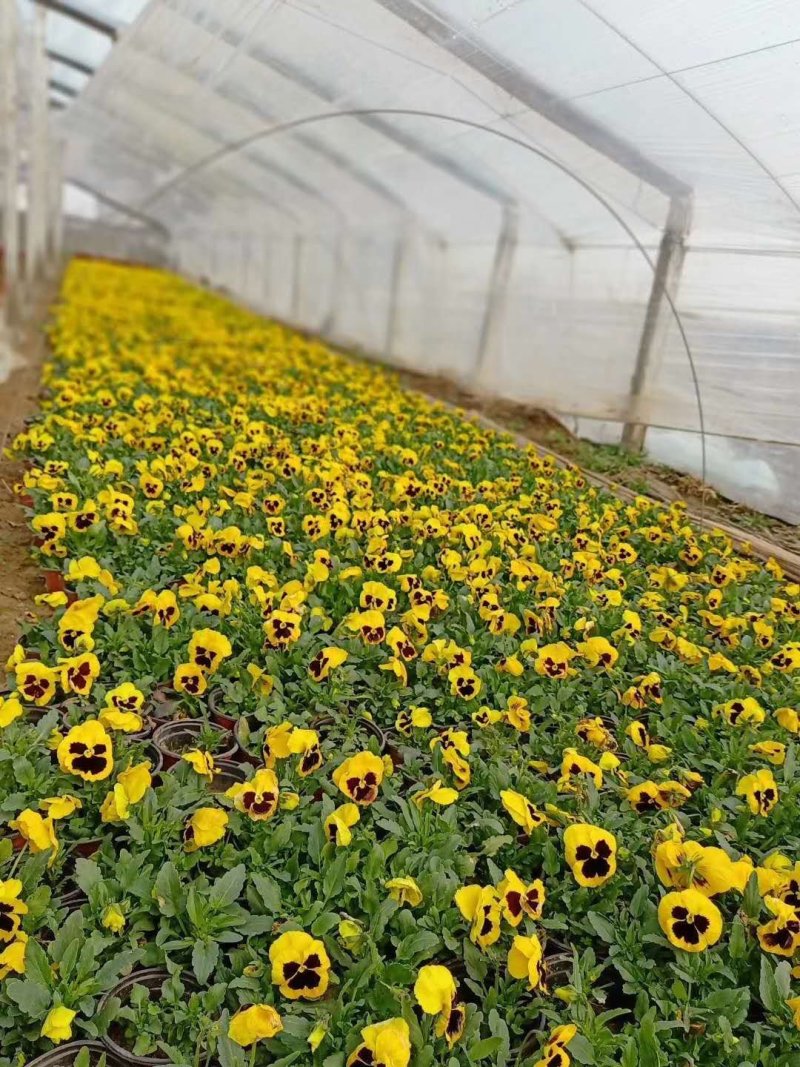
[207,688,237,731]
[233,715,267,767]
[57,878,87,911]
[544,939,575,986]
[146,686,188,724]
[99,968,198,1067]
[152,719,237,769]
[311,714,387,753]
[25,1040,117,1067]
[207,759,247,794]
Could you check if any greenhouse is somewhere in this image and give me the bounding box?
[0,2,799,1066]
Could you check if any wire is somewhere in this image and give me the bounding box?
[134,106,709,506]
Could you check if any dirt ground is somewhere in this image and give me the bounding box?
[0,292,54,664]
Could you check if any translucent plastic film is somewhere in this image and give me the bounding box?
[48,0,800,521]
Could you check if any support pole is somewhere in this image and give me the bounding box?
[1,0,21,326]
[621,195,692,451]
[291,233,304,322]
[322,228,343,336]
[473,203,519,386]
[24,4,49,291]
[47,139,63,277]
[384,227,410,362]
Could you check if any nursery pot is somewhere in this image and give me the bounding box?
[126,715,157,742]
[207,758,247,794]
[25,1040,116,1067]
[233,715,266,767]
[99,968,198,1067]
[152,719,237,769]
[57,878,88,911]
[311,714,387,753]
[207,688,237,731]
[43,570,66,593]
[543,938,575,986]
[147,686,187,724]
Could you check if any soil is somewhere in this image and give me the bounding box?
[0,290,54,664]
[396,368,800,557]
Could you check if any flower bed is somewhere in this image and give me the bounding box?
[1,259,799,1066]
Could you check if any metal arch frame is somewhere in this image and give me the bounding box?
[154,0,567,244]
[66,177,170,238]
[46,47,93,76]
[89,56,353,231]
[373,0,694,452]
[32,0,119,40]
[202,78,412,223]
[150,1,575,368]
[75,89,311,228]
[109,46,384,232]
[372,0,689,202]
[49,77,78,98]
[121,21,415,226]
[133,107,707,495]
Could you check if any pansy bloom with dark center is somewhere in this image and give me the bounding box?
[346,1018,411,1067]
[57,720,114,781]
[454,884,502,950]
[174,662,207,696]
[188,628,233,671]
[269,930,331,1000]
[263,611,302,648]
[447,664,481,700]
[308,646,348,681]
[14,661,57,706]
[736,768,779,816]
[0,880,27,943]
[658,889,722,952]
[498,869,546,924]
[757,897,800,956]
[563,823,617,887]
[228,768,280,821]
[332,751,384,805]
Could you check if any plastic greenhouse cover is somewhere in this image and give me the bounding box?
[44,0,800,522]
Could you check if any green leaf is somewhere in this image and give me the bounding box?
[620,1036,638,1067]
[468,1037,503,1061]
[25,940,54,989]
[251,873,282,913]
[6,977,52,1017]
[586,911,615,944]
[154,861,184,917]
[636,1009,661,1067]
[729,914,747,958]
[323,853,347,900]
[51,910,84,964]
[567,1034,595,1065]
[74,858,103,896]
[743,872,761,919]
[396,929,440,961]
[759,955,784,1014]
[542,840,560,876]
[480,835,513,857]
[217,1012,248,1067]
[210,864,246,908]
[775,960,793,1000]
[311,911,341,936]
[192,938,220,985]
[705,987,750,1028]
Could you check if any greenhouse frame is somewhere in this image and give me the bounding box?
[1,3,800,1066]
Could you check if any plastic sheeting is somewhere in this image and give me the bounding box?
[43,0,800,521]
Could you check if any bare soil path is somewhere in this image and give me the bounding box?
[0,291,54,663]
